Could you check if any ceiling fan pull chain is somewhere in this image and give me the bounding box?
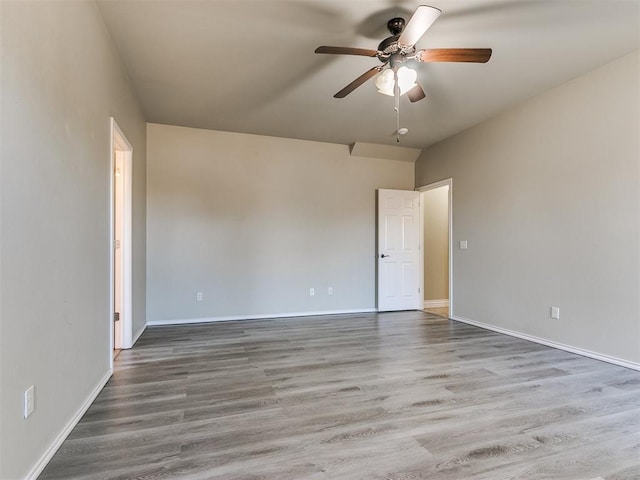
[394,69,400,143]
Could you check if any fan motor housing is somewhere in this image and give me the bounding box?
[377,36,400,58]
[378,16,414,62]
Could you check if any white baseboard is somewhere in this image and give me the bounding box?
[424,299,449,309]
[147,308,378,326]
[452,315,640,372]
[131,323,147,346]
[26,369,113,480]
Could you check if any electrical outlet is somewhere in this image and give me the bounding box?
[551,306,560,319]
[309,288,315,296]
[24,385,35,419]
[328,287,333,295]
[196,292,203,301]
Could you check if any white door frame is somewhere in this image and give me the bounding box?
[110,117,133,364]
[417,178,453,317]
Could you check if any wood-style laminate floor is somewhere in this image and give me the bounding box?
[39,312,640,480]
[424,307,449,318]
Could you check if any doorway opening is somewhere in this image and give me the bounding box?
[418,179,452,318]
[110,118,133,363]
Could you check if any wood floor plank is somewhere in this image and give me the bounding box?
[38,311,640,479]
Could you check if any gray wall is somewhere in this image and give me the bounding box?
[415,51,639,364]
[147,124,414,323]
[423,186,449,302]
[0,1,147,478]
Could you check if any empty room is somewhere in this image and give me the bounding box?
[1,1,639,479]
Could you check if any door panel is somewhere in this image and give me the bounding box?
[384,216,400,251]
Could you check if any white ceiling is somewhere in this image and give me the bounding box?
[96,0,640,149]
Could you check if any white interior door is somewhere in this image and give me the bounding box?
[377,189,421,311]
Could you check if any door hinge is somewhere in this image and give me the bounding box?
[113,240,121,249]
[114,312,120,323]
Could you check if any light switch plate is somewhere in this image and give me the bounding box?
[460,240,468,249]
[24,385,35,419]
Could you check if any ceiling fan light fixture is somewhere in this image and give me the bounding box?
[375,66,417,96]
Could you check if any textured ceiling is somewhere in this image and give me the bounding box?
[97,0,640,149]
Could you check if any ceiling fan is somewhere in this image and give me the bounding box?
[315,4,492,102]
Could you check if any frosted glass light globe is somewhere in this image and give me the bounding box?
[375,66,417,96]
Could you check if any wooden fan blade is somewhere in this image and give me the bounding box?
[334,66,383,98]
[397,5,442,49]
[315,46,379,57]
[407,83,426,103]
[416,48,492,63]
